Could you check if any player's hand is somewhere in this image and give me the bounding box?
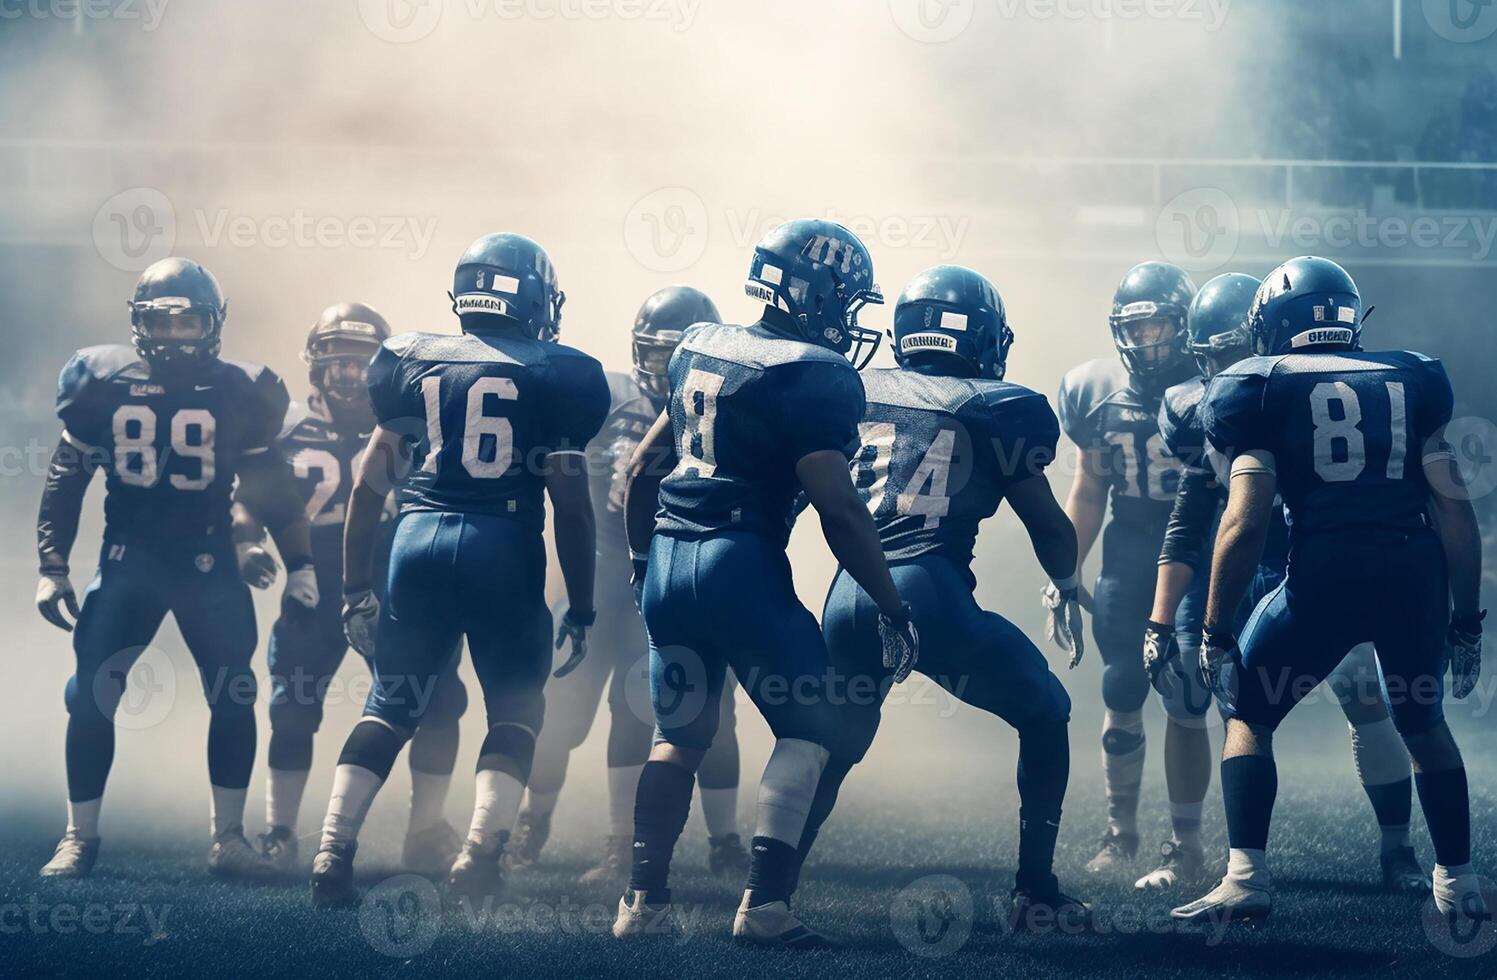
[1445,611,1485,700]
[235,541,279,590]
[1042,583,1087,669]
[343,589,379,658]
[877,602,919,684]
[282,563,320,618]
[36,569,80,632]
[1199,627,1240,713]
[1143,621,1183,697]
[553,607,595,679]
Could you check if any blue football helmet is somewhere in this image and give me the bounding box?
[1248,256,1362,356]
[1186,273,1260,378]
[892,265,1013,380]
[744,218,884,368]
[1108,261,1196,383]
[450,233,564,340]
[632,285,720,401]
[128,257,227,369]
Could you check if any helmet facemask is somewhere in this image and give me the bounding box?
[305,334,379,431]
[1190,324,1250,379]
[1109,307,1188,381]
[632,328,681,401]
[130,299,223,373]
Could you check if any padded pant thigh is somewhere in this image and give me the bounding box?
[267,619,348,737]
[820,569,889,765]
[1161,581,1216,723]
[67,551,169,724]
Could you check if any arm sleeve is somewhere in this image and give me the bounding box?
[1158,467,1224,570]
[777,360,866,463]
[56,353,109,449]
[366,341,411,426]
[37,438,99,569]
[546,354,612,454]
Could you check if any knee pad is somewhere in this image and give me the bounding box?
[336,717,411,780]
[269,696,325,739]
[1102,661,1150,714]
[483,689,544,737]
[479,722,538,783]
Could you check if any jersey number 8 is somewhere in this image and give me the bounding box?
[112,405,215,491]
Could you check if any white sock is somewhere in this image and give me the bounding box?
[1102,709,1146,837]
[1170,800,1204,850]
[607,764,643,838]
[700,786,739,839]
[754,738,828,846]
[469,769,526,852]
[67,798,102,838]
[210,785,248,837]
[524,789,560,820]
[321,764,385,849]
[1226,848,1270,889]
[1348,717,1409,786]
[1433,862,1487,916]
[266,769,310,831]
[409,771,453,834]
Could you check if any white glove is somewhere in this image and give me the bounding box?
[282,565,320,615]
[36,570,80,632]
[343,589,379,658]
[235,541,279,590]
[1042,582,1086,668]
[877,602,920,684]
[1445,612,1485,700]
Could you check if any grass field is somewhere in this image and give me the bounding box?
[4,703,1497,979]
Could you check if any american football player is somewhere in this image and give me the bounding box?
[511,286,748,884]
[809,265,1091,930]
[36,258,315,879]
[1141,273,1427,894]
[233,304,468,874]
[1172,257,1487,925]
[308,234,609,906]
[612,219,918,948]
[1052,262,1206,875]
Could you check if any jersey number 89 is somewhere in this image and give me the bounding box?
[112,405,215,490]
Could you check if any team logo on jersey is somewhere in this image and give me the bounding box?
[195,553,215,573]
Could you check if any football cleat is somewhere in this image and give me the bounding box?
[579,835,631,885]
[612,888,676,939]
[505,810,551,870]
[310,841,358,908]
[258,825,300,873]
[1135,840,1208,891]
[208,826,276,879]
[403,820,462,874]
[1086,829,1139,874]
[1009,876,1093,934]
[1381,846,1430,894]
[732,895,838,949]
[39,831,100,878]
[1171,876,1273,925]
[708,833,751,879]
[446,837,506,902]
[1433,865,1492,922]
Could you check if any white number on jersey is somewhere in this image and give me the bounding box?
[294,448,343,525]
[671,368,724,480]
[853,421,954,529]
[112,405,216,490]
[1103,430,1179,501]
[1309,381,1407,483]
[420,375,519,479]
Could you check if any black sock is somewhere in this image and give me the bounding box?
[746,837,799,906]
[629,760,695,899]
[1415,768,1471,867]
[1362,776,1413,837]
[1221,755,1277,851]
[1016,720,1069,888]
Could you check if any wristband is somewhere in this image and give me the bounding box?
[878,601,911,630]
[565,607,597,627]
[1452,610,1487,635]
[1202,625,1236,649]
[284,555,315,573]
[1146,619,1175,635]
[1050,572,1080,594]
[39,554,69,576]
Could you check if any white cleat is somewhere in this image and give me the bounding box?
[1171,876,1272,925]
[208,826,276,879]
[732,896,838,949]
[40,831,100,878]
[1433,868,1492,923]
[1135,841,1208,892]
[612,889,676,939]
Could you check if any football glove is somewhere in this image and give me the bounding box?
[36,569,80,633]
[235,541,279,590]
[1042,582,1087,669]
[343,589,379,658]
[1143,620,1183,697]
[1445,611,1485,701]
[553,607,595,679]
[1199,627,1240,714]
[877,602,920,684]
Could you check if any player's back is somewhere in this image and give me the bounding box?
[367,330,608,534]
[655,321,866,546]
[855,367,1059,571]
[1202,349,1453,537]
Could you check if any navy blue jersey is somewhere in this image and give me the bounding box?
[275,402,395,565]
[1059,358,1192,527]
[655,321,866,546]
[367,331,610,532]
[588,371,661,560]
[56,345,289,541]
[1201,350,1453,537]
[852,368,1059,569]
